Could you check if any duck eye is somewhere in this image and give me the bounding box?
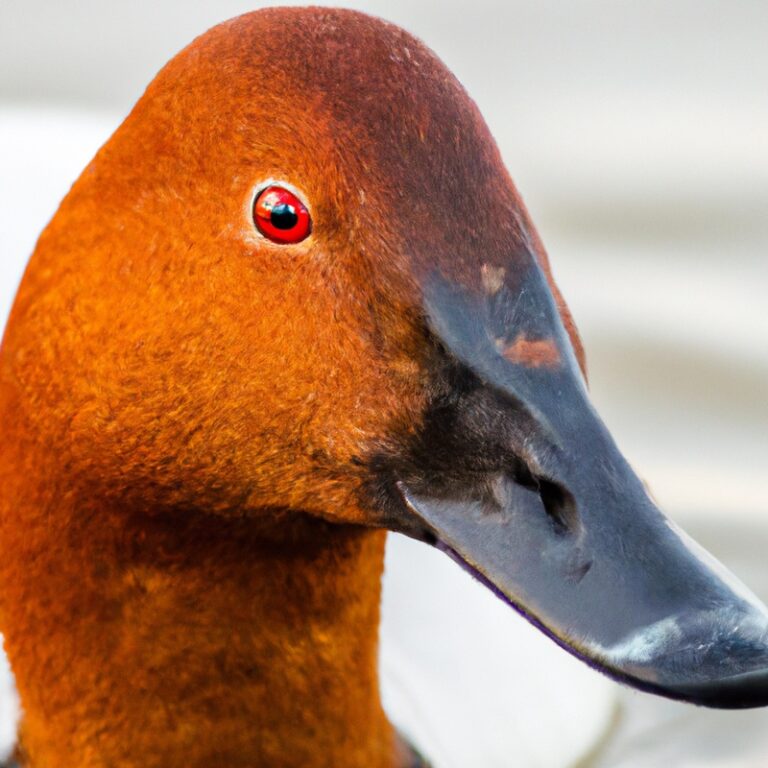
[253,185,312,244]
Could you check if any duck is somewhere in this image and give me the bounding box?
[2,7,768,768]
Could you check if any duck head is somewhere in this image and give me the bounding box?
[5,7,768,714]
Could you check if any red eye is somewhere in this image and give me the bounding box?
[253,185,312,244]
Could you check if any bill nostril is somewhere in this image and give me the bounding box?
[500,463,580,536]
[536,477,579,536]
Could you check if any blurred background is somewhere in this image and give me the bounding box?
[1,1,767,766]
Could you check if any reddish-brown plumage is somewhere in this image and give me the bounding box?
[0,8,584,767]
[499,334,562,369]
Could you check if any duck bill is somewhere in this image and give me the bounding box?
[392,267,768,708]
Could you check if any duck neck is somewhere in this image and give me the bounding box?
[2,496,406,768]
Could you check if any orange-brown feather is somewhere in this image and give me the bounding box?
[0,8,584,766]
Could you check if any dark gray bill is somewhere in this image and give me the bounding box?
[390,266,768,708]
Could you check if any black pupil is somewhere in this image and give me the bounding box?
[270,203,299,230]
